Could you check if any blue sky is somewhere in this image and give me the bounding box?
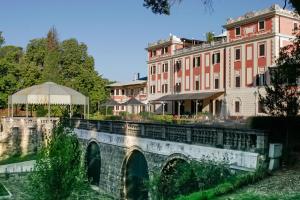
[0,0,285,81]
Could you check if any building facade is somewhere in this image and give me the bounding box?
[146,4,300,117]
[108,75,147,115]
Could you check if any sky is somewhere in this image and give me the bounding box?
[0,0,286,82]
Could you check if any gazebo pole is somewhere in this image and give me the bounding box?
[105,106,108,116]
[26,103,28,119]
[11,103,14,118]
[87,97,90,120]
[48,103,50,121]
[84,103,86,119]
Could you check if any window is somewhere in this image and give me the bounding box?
[259,43,265,57]
[294,22,298,31]
[121,89,125,95]
[130,89,134,95]
[256,74,266,86]
[161,46,168,54]
[212,52,220,64]
[150,85,156,94]
[235,101,240,113]
[116,89,119,95]
[152,50,156,56]
[193,56,200,67]
[214,78,219,89]
[195,80,200,90]
[110,90,114,95]
[151,65,156,75]
[162,84,168,93]
[175,60,181,72]
[235,48,241,60]
[235,76,241,88]
[121,106,124,110]
[175,83,181,93]
[116,106,119,111]
[258,20,265,30]
[162,63,168,72]
[235,27,241,36]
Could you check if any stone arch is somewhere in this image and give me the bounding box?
[121,147,149,200]
[86,140,101,186]
[158,154,195,199]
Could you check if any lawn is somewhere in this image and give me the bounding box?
[0,154,37,165]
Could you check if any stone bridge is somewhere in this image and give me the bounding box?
[0,118,268,199]
[70,119,268,199]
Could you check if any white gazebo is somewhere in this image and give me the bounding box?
[8,82,89,119]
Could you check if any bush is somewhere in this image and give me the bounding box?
[147,159,232,200]
[176,166,268,200]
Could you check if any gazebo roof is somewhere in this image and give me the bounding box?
[122,98,144,105]
[100,98,120,107]
[9,82,87,105]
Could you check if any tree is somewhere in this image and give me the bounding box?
[206,32,214,43]
[27,124,88,200]
[143,0,212,15]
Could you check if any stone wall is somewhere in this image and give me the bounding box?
[0,118,58,159]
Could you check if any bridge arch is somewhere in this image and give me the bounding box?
[158,154,196,199]
[121,147,149,200]
[85,140,101,186]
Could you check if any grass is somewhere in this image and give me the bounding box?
[223,192,300,200]
[0,154,37,165]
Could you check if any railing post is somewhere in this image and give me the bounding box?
[217,130,223,147]
[162,125,166,140]
[97,121,101,132]
[186,128,192,143]
[109,121,113,133]
[125,122,129,135]
[141,124,145,136]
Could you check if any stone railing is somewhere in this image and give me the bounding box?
[68,119,268,153]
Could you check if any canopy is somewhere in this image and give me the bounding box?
[122,98,144,105]
[9,82,87,105]
[153,91,224,101]
[8,82,89,119]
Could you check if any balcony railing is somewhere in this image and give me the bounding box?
[67,119,268,153]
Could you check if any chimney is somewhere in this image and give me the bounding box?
[133,73,140,81]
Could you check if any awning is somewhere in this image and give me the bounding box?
[153,91,224,101]
[122,98,144,105]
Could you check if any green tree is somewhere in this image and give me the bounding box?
[206,32,214,43]
[27,124,88,200]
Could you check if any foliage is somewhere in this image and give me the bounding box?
[176,166,268,200]
[0,183,9,196]
[147,159,231,200]
[206,32,215,42]
[143,0,212,15]
[26,124,88,200]
[0,153,37,165]
[0,28,109,113]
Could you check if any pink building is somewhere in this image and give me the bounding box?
[146,5,300,117]
[108,75,147,115]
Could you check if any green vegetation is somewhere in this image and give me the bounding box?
[176,167,268,200]
[26,123,88,200]
[0,182,9,196]
[147,159,232,200]
[0,154,37,165]
[0,28,108,114]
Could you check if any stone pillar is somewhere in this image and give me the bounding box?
[162,126,166,140]
[141,124,145,136]
[109,121,113,133]
[97,121,101,131]
[256,133,268,153]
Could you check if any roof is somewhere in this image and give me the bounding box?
[100,98,120,106]
[153,91,224,101]
[108,80,147,87]
[10,82,87,105]
[122,98,144,105]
